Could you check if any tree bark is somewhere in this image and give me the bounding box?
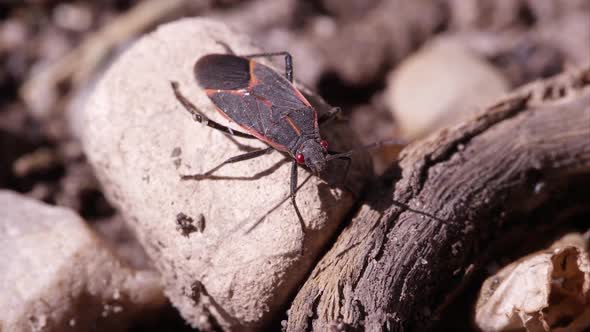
[286,68,590,331]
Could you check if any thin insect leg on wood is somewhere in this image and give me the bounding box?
[181,147,273,180]
[390,200,447,223]
[170,81,256,139]
[327,150,445,222]
[320,148,362,198]
[290,160,306,235]
[318,106,342,125]
[324,137,406,188]
[241,51,293,83]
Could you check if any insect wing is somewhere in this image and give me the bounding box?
[206,90,289,151]
[194,54,318,152]
[195,54,250,90]
[249,61,312,110]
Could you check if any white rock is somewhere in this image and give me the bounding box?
[82,18,368,331]
[0,190,165,332]
[386,37,509,139]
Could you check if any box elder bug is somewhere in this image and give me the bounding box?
[170,51,425,227]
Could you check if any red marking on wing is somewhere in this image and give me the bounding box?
[291,85,312,108]
[284,116,302,136]
[254,95,272,108]
[249,59,260,86]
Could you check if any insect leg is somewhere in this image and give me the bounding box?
[338,155,352,186]
[323,138,408,160]
[171,81,256,139]
[181,147,273,180]
[319,106,342,125]
[324,139,406,186]
[327,151,445,223]
[214,40,235,55]
[326,150,353,161]
[241,52,293,83]
[326,150,353,187]
[290,160,306,235]
[223,135,260,152]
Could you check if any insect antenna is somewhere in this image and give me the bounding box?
[360,138,408,151]
[327,137,408,162]
[327,137,446,224]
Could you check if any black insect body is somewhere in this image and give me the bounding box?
[171,51,350,224]
[195,54,334,174]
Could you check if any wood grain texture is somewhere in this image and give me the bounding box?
[286,68,590,331]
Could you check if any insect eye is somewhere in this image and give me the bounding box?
[320,140,328,150]
[296,153,305,164]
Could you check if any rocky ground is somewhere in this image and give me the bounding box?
[1,1,589,331]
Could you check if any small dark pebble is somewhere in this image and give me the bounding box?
[175,212,205,237]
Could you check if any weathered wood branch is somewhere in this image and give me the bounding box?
[286,68,590,331]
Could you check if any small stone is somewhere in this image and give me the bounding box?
[386,37,509,139]
[175,212,199,237]
[0,190,166,332]
[170,147,182,157]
